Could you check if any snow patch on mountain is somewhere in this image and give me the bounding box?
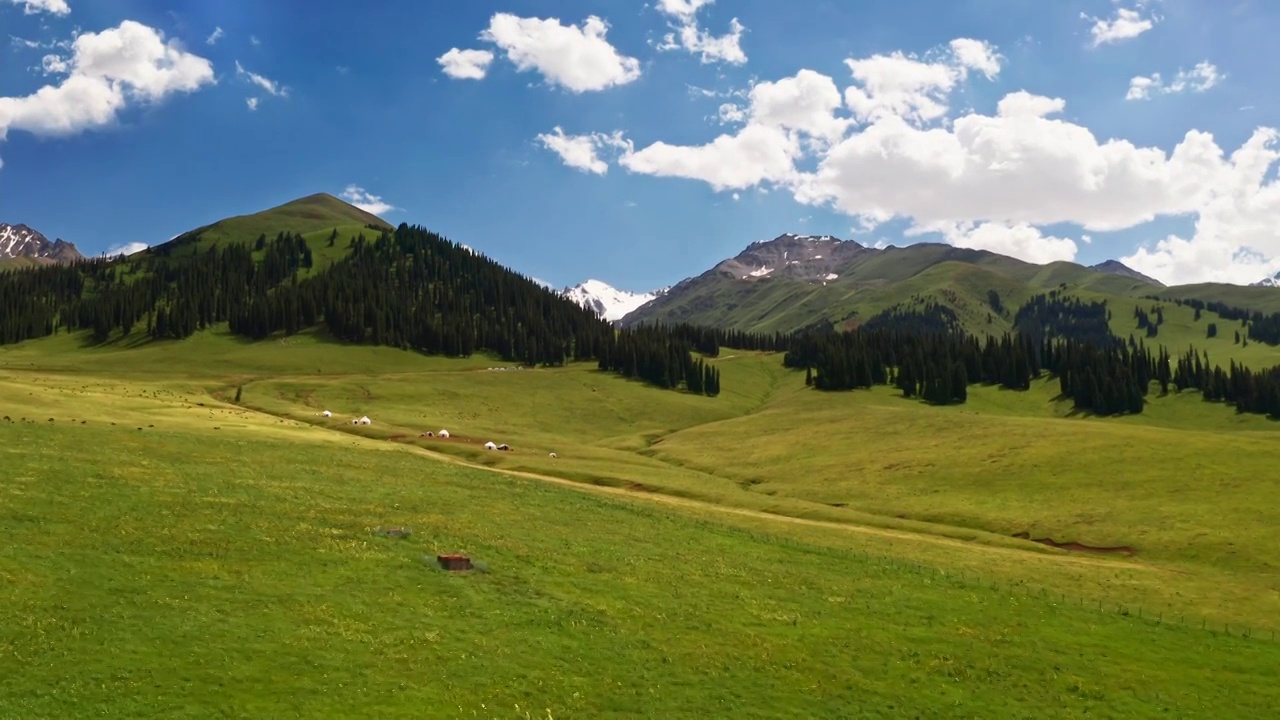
[1251,272,1280,288]
[561,279,665,322]
[0,223,82,263]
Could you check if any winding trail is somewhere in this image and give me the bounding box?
[249,402,1157,574]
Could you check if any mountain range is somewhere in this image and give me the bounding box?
[560,279,665,323]
[0,223,83,266]
[619,232,1280,334]
[7,198,1280,338]
[1251,272,1280,288]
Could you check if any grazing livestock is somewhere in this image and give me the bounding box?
[548,452,558,458]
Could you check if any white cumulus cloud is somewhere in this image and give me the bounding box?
[1082,3,1159,47]
[437,47,494,80]
[206,26,223,46]
[479,13,640,93]
[842,39,1001,126]
[910,221,1079,265]
[656,0,747,66]
[1126,61,1222,100]
[104,241,149,258]
[0,19,214,166]
[545,32,1280,284]
[8,0,69,17]
[245,97,258,111]
[536,126,628,175]
[340,185,396,215]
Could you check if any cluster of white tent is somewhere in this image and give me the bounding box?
[317,408,558,457]
[318,410,373,425]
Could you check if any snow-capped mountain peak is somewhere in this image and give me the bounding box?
[0,223,83,264]
[561,279,664,322]
[1251,271,1280,288]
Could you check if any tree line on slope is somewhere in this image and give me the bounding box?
[1148,296,1280,345]
[0,225,725,396]
[781,293,1280,419]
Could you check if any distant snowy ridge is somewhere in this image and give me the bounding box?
[1251,272,1280,288]
[561,279,665,322]
[1,223,82,263]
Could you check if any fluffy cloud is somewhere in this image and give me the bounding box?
[546,32,1280,283]
[739,69,848,145]
[0,20,213,154]
[479,13,640,92]
[615,40,1001,192]
[910,221,1079,264]
[340,185,397,215]
[234,61,286,97]
[620,123,800,190]
[245,97,259,111]
[655,0,715,20]
[1123,130,1280,285]
[206,26,223,46]
[104,241,149,258]
[536,126,627,175]
[436,47,494,80]
[8,0,69,16]
[1082,3,1159,47]
[843,39,1002,125]
[995,90,1065,118]
[1126,61,1222,100]
[655,0,746,65]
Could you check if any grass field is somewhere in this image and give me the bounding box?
[4,331,1280,717]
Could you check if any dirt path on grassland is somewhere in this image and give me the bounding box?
[208,376,1154,574]
[362,433,1156,574]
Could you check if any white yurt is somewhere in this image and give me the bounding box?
[321,410,332,417]
[484,441,497,450]
[358,416,372,425]
[438,429,450,438]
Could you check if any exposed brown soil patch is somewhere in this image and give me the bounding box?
[1012,532,1135,556]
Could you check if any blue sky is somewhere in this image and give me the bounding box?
[2,0,1280,289]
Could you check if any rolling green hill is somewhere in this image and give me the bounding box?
[4,331,1280,717]
[624,238,1178,335]
[624,235,1280,370]
[137,192,395,274]
[162,192,392,248]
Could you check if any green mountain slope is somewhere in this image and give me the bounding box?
[165,192,391,248]
[622,234,1280,370]
[0,193,722,396]
[627,234,1280,332]
[144,192,394,272]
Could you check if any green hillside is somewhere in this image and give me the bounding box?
[163,192,391,248]
[626,240,1280,370]
[626,241,1172,335]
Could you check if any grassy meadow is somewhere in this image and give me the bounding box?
[5,330,1280,717]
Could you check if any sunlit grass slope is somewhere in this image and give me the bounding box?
[4,360,1280,718]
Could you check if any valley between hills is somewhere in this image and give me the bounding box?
[4,193,1280,717]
